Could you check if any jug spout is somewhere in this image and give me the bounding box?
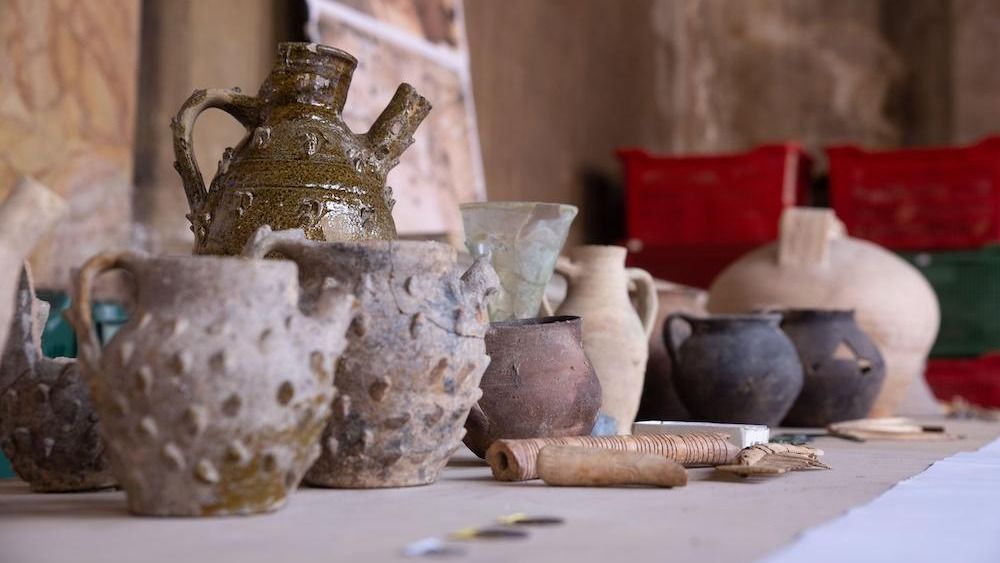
[0,177,66,262]
[366,83,431,172]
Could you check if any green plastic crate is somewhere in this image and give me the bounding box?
[901,247,1000,357]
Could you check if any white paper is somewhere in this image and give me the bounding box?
[763,436,1000,563]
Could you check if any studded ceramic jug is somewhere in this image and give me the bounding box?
[69,251,355,516]
[172,42,431,255]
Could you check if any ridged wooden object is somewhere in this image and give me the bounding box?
[538,446,687,488]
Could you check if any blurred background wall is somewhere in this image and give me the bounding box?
[1,0,999,289]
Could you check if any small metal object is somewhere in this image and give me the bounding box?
[450,527,529,540]
[498,513,565,526]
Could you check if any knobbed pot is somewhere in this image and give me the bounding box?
[173,42,431,255]
[779,309,886,427]
[244,227,498,488]
[69,251,355,516]
[0,266,115,492]
[665,314,804,426]
[464,316,601,458]
[551,246,657,434]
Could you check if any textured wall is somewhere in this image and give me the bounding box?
[0,0,140,288]
[134,0,295,254]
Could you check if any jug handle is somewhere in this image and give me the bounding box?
[172,88,260,229]
[539,255,578,316]
[627,267,658,339]
[241,226,356,321]
[663,313,692,368]
[69,251,142,367]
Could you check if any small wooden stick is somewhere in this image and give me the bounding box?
[538,446,687,488]
[486,432,738,481]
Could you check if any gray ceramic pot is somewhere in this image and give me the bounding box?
[244,227,498,488]
[70,251,355,516]
[779,309,886,427]
[664,313,803,426]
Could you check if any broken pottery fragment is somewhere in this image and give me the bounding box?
[779,309,886,427]
[70,251,354,516]
[244,226,498,488]
[0,265,115,492]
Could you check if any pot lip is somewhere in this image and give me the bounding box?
[459,201,578,215]
[681,313,783,323]
[489,315,581,331]
[778,308,856,320]
[277,42,358,66]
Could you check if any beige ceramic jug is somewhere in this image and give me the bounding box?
[708,208,940,417]
[553,245,657,434]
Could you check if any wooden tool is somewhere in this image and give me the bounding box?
[715,443,829,477]
[538,446,688,488]
[486,432,738,481]
[827,417,956,441]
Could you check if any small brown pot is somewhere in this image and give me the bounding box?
[464,316,601,458]
[780,309,886,427]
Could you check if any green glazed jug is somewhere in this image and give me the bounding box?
[172,42,431,255]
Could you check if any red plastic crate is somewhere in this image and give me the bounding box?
[828,137,1000,250]
[617,143,810,247]
[624,242,757,289]
[617,143,809,287]
[925,356,1000,408]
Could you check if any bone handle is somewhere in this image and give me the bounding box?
[486,432,738,481]
[538,446,687,488]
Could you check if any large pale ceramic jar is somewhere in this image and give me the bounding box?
[553,245,657,434]
[173,42,431,255]
[708,208,940,416]
[244,227,498,488]
[460,202,576,320]
[70,251,355,516]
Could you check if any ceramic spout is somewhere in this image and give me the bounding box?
[0,177,66,262]
[366,83,431,171]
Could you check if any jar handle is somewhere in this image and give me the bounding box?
[69,251,143,367]
[627,267,658,339]
[172,88,260,247]
[540,255,578,316]
[663,313,693,368]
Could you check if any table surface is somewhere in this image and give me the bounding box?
[2,418,998,563]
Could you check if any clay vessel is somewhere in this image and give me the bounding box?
[173,42,431,255]
[69,251,355,516]
[244,227,498,488]
[460,202,577,320]
[779,309,886,427]
[0,177,66,361]
[636,281,707,422]
[463,316,601,458]
[0,266,115,492]
[552,246,657,434]
[708,208,940,416]
[665,313,804,426]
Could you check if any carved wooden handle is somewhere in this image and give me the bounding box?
[486,432,738,481]
[538,446,687,488]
